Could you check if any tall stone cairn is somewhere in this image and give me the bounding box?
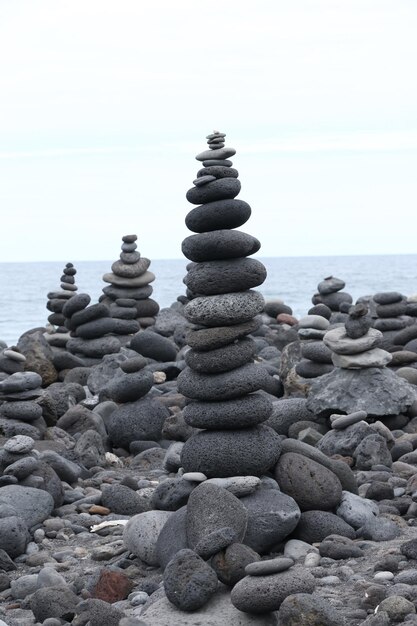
[178,131,282,478]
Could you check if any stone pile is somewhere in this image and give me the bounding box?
[101,234,159,329]
[63,293,134,365]
[295,313,333,379]
[46,263,78,330]
[312,275,352,312]
[0,347,26,380]
[0,372,45,440]
[177,131,282,478]
[307,303,416,417]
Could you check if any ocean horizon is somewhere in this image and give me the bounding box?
[1,253,416,347]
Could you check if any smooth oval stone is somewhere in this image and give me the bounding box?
[181,425,282,478]
[193,175,216,186]
[3,350,26,363]
[295,360,333,378]
[374,318,406,331]
[205,476,261,498]
[184,290,264,327]
[332,348,392,369]
[275,452,343,512]
[0,372,42,394]
[62,293,91,318]
[104,370,154,403]
[186,482,248,557]
[376,301,407,318]
[120,250,141,263]
[231,566,315,614]
[196,147,236,161]
[0,401,42,422]
[211,543,260,586]
[130,329,178,362]
[186,318,261,351]
[323,326,383,354]
[102,284,153,300]
[331,411,368,429]
[197,166,239,179]
[184,337,256,374]
[66,303,109,330]
[245,557,294,576]
[103,270,155,287]
[74,317,118,339]
[184,393,273,429]
[186,178,241,205]
[107,398,169,448]
[298,315,330,330]
[163,549,218,611]
[345,315,372,338]
[317,276,345,295]
[312,291,353,311]
[177,363,270,401]
[374,291,404,304]
[111,257,151,278]
[185,199,251,233]
[182,230,260,263]
[67,336,121,358]
[134,298,160,318]
[184,258,267,296]
[202,158,233,167]
[122,234,137,243]
[301,342,333,364]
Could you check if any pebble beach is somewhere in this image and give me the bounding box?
[1,133,417,626]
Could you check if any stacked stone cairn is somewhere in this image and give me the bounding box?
[0,371,45,440]
[44,263,78,353]
[101,234,159,330]
[307,302,417,417]
[177,131,282,478]
[294,314,334,379]
[63,294,126,365]
[312,275,352,313]
[372,291,409,344]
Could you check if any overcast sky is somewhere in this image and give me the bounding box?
[1,0,416,262]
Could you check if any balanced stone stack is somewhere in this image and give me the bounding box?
[46,263,78,330]
[312,275,352,312]
[295,314,333,379]
[0,372,45,440]
[63,293,133,364]
[307,303,416,417]
[101,235,159,329]
[372,291,408,335]
[177,131,282,477]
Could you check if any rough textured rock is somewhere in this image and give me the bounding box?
[123,511,172,566]
[163,549,218,611]
[307,367,416,417]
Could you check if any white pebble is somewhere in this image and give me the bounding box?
[374,571,394,581]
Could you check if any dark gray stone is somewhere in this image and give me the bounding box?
[265,398,317,436]
[75,598,124,626]
[130,329,178,362]
[277,593,347,626]
[107,398,169,448]
[317,420,372,457]
[312,291,352,311]
[151,477,195,511]
[184,258,266,296]
[184,290,264,327]
[376,301,407,318]
[0,516,29,557]
[0,371,42,394]
[319,534,364,559]
[178,362,270,401]
[295,510,356,543]
[103,370,154,403]
[67,303,109,330]
[185,199,251,233]
[73,430,106,469]
[30,585,80,622]
[231,566,315,613]
[186,482,248,557]
[182,230,260,262]
[211,542,260,586]
[181,425,282,478]
[186,318,260,351]
[164,548,218,611]
[102,284,153,300]
[61,293,91,318]
[301,342,333,364]
[186,177,241,204]
[184,337,256,374]
[374,292,404,305]
[241,488,301,554]
[0,485,54,527]
[155,506,188,569]
[0,401,42,422]
[295,360,333,378]
[353,434,392,470]
[101,483,149,515]
[317,277,345,295]
[275,453,342,512]
[67,336,121,358]
[184,392,272,429]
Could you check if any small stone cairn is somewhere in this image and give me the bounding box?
[373,291,408,334]
[307,302,416,417]
[101,234,159,329]
[177,131,282,477]
[0,371,44,439]
[295,314,333,379]
[46,263,78,330]
[312,275,352,313]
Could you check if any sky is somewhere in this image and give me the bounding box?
[0,0,416,262]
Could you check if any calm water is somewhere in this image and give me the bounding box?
[0,255,416,346]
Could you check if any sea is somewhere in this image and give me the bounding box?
[0,254,416,347]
